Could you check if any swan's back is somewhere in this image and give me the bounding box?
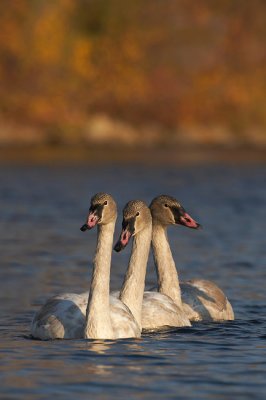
[141,291,191,331]
[181,279,234,321]
[109,296,140,338]
[31,292,140,340]
[31,293,88,340]
[112,289,191,331]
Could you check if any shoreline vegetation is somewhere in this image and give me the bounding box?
[0,114,265,165]
[1,2,265,165]
[1,2,265,161]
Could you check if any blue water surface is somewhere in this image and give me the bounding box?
[0,163,265,400]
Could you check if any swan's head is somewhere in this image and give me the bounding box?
[150,195,200,229]
[80,193,117,231]
[114,200,152,252]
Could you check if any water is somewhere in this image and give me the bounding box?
[1,163,266,400]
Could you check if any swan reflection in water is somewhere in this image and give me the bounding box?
[83,339,144,376]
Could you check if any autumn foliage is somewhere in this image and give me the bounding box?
[0,0,265,146]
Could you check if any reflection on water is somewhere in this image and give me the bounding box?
[85,341,112,355]
[0,164,266,400]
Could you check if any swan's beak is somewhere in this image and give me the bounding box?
[80,210,100,231]
[172,207,201,229]
[114,228,132,252]
[114,216,136,252]
[80,223,89,231]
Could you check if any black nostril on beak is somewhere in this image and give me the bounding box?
[80,224,89,232]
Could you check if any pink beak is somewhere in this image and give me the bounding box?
[180,212,200,229]
[87,211,100,229]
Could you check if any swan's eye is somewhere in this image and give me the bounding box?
[164,204,169,208]
[136,212,140,217]
[104,200,108,206]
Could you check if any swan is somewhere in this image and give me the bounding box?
[31,193,141,340]
[114,200,191,331]
[149,195,234,321]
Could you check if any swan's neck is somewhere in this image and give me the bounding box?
[85,220,116,339]
[119,224,152,328]
[152,223,182,308]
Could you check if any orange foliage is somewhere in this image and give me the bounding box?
[0,0,265,144]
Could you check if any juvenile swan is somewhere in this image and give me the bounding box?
[150,195,234,321]
[31,193,140,340]
[114,200,191,331]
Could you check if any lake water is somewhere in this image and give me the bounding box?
[1,163,266,399]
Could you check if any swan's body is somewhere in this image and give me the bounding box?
[31,291,139,339]
[141,291,190,330]
[114,200,191,331]
[180,279,234,321]
[150,195,234,322]
[31,193,140,340]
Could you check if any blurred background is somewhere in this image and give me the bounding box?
[0,0,265,160]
